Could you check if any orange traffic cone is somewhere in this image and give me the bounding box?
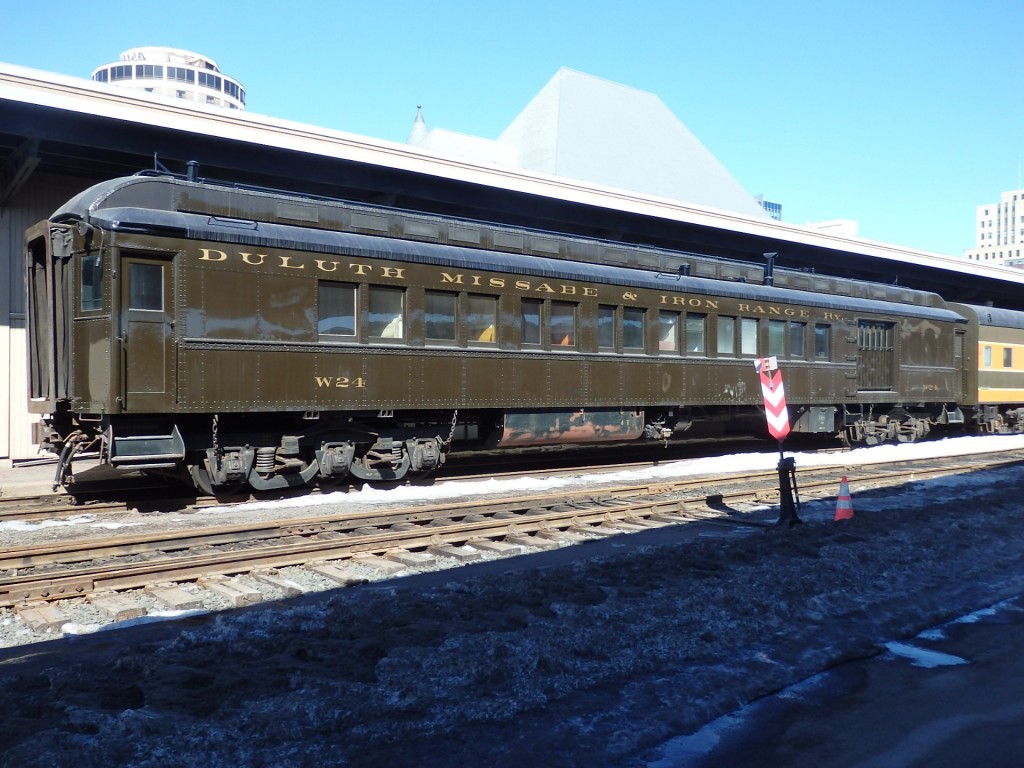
[834,476,854,521]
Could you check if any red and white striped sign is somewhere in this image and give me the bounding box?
[754,357,791,441]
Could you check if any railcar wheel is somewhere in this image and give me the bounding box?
[188,463,247,497]
[189,464,216,496]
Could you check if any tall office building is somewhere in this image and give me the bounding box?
[964,188,1024,265]
[92,47,246,110]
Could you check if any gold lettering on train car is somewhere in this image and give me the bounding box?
[278,255,304,269]
[535,283,556,293]
[379,267,406,279]
[240,252,266,265]
[313,376,367,388]
[440,272,464,284]
[623,292,638,301]
[199,248,229,261]
[736,302,812,318]
[489,278,506,288]
[582,287,597,297]
[662,296,722,309]
[514,280,531,290]
[349,263,372,276]
[315,260,341,272]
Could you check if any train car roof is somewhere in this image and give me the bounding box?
[51,174,958,312]
[82,204,966,324]
[955,304,1024,329]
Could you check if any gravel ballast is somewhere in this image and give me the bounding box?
[1,467,1024,767]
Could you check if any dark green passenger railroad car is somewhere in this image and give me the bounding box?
[25,173,980,494]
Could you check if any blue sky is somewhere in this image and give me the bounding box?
[2,0,1022,257]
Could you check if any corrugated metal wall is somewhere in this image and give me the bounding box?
[2,172,98,464]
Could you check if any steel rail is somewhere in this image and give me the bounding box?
[2,451,1023,609]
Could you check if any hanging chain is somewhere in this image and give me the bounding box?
[441,410,458,447]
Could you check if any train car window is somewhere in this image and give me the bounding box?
[623,307,645,350]
[368,286,405,339]
[128,263,163,311]
[551,301,577,347]
[80,254,104,312]
[466,294,497,343]
[984,346,992,367]
[1004,347,1013,368]
[685,313,706,354]
[790,322,807,358]
[318,282,357,337]
[740,318,758,356]
[718,316,736,356]
[425,290,457,341]
[659,311,680,352]
[598,305,616,349]
[814,324,831,359]
[521,298,542,345]
[768,320,786,357]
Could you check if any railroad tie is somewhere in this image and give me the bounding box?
[88,592,147,622]
[535,527,590,544]
[14,603,68,634]
[145,584,204,611]
[504,532,561,550]
[426,543,483,562]
[465,538,525,557]
[197,575,263,608]
[251,569,305,598]
[304,561,367,587]
[384,549,436,568]
[350,553,408,575]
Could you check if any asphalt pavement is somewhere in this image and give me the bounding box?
[652,594,1024,767]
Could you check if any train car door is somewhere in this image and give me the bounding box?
[120,254,175,412]
[856,320,895,391]
[954,329,966,400]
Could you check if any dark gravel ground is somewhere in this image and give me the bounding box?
[2,468,1023,767]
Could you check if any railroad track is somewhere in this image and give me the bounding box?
[0,441,922,526]
[3,450,1023,641]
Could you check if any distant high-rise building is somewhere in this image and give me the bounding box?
[755,195,782,221]
[92,47,246,110]
[964,188,1024,265]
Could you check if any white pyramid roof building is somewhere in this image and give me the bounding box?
[409,68,767,218]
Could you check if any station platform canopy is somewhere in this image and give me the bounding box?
[3,61,1024,309]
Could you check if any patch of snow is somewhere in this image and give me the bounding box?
[883,642,969,668]
[952,605,1000,624]
[196,434,1024,517]
[61,609,209,637]
[645,709,750,766]
[0,514,95,531]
